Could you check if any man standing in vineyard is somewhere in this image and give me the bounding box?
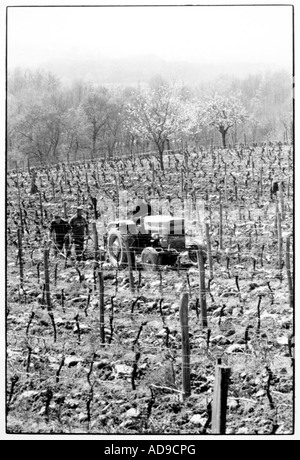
[49,215,71,257]
[69,207,89,261]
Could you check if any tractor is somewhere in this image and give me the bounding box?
[107,215,204,270]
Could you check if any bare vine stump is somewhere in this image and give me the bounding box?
[17,228,24,286]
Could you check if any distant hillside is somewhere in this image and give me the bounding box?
[13,54,290,86]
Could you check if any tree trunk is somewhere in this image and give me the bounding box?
[92,134,96,159]
[74,140,79,161]
[92,119,98,160]
[220,128,227,149]
[158,146,164,171]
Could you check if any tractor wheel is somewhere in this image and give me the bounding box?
[188,245,207,265]
[107,230,135,268]
[188,245,199,265]
[141,247,159,271]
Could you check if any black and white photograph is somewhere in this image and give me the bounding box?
[3,1,296,441]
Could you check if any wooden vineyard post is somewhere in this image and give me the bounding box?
[92,222,99,261]
[224,163,228,203]
[98,266,105,344]
[205,222,213,279]
[197,249,208,328]
[16,163,24,232]
[39,192,43,226]
[115,174,119,220]
[17,228,24,287]
[44,249,51,309]
[179,293,191,399]
[219,199,223,250]
[44,248,57,341]
[279,182,285,220]
[211,362,231,434]
[277,212,282,269]
[124,237,135,293]
[286,235,293,309]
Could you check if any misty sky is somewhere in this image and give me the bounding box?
[7,5,293,69]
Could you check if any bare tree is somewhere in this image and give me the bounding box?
[201,93,248,148]
[125,83,186,169]
[81,88,109,159]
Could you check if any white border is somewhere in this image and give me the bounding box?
[1,0,298,441]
